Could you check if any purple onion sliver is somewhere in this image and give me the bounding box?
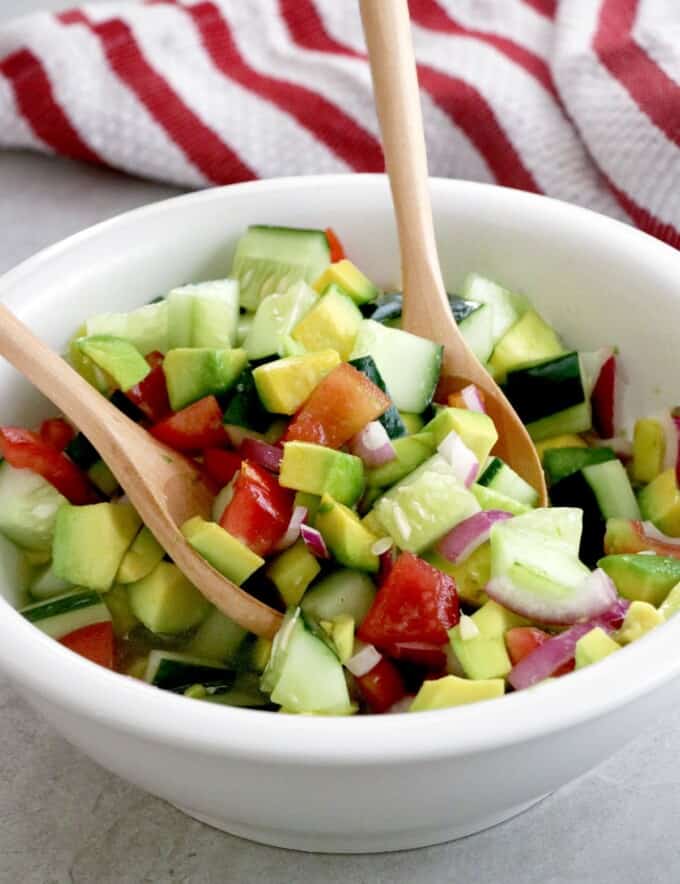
[274,505,308,552]
[300,523,330,559]
[239,438,283,473]
[508,622,594,690]
[437,510,512,564]
[437,431,479,486]
[349,421,396,468]
[642,521,680,547]
[460,384,486,414]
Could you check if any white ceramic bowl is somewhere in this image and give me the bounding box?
[2,176,680,854]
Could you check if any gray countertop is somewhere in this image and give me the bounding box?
[3,3,680,881]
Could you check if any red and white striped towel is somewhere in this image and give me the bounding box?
[1,1,679,248]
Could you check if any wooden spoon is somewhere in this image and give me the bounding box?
[359,0,547,505]
[0,306,282,638]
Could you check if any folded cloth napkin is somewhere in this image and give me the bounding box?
[1,0,679,247]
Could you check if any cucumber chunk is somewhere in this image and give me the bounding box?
[0,463,67,553]
[478,457,539,507]
[167,280,240,349]
[301,569,376,625]
[85,301,169,355]
[460,273,528,343]
[21,589,111,639]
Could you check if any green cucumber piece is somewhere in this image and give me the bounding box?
[471,484,531,516]
[460,273,529,343]
[167,280,240,349]
[243,282,318,360]
[29,562,73,601]
[64,433,99,469]
[543,447,616,486]
[526,401,593,442]
[503,352,586,426]
[349,355,406,439]
[21,589,110,639]
[231,225,331,312]
[163,347,247,411]
[85,301,169,355]
[0,463,67,552]
[221,367,271,433]
[478,457,539,507]
[350,320,442,413]
[186,607,248,663]
[144,650,236,691]
[301,570,376,625]
[455,301,494,363]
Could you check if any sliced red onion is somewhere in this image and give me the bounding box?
[486,567,618,626]
[508,594,628,691]
[345,641,381,677]
[239,438,283,473]
[371,536,393,556]
[460,384,486,413]
[437,430,479,487]
[641,521,680,547]
[386,696,416,714]
[436,510,512,564]
[300,523,330,559]
[274,505,308,552]
[378,546,397,583]
[658,411,679,471]
[349,421,396,468]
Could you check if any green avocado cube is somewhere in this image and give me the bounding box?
[76,335,151,392]
[116,525,165,584]
[291,287,363,360]
[598,553,680,607]
[449,600,528,680]
[615,600,663,645]
[53,502,142,591]
[488,309,564,383]
[103,584,140,638]
[181,516,264,586]
[253,350,340,414]
[312,260,381,306]
[410,674,505,712]
[659,582,680,620]
[574,627,620,669]
[163,347,247,412]
[128,561,211,634]
[365,432,435,489]
[374,454,479,553]
[639,469,680,537]
[280,442,365,507]
[315,494,379,573]
[267,539,321,607]
[422,407,498,467]
[186,607,248,663]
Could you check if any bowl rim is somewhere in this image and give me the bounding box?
[2,173,680,764]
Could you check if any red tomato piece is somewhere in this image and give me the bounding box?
[325,227,345,263]
[0,427,98,504]
[220,460,294,557]
[149,396,227,452]
[358,552,460,648]
[385,641,448,670]
[355,657,407,713]
[126,351,171,422]
[39,417,75,452]
[505,626,573,677]
[284,363,390,449]
[203,448,243,487]
[591,354,616,439]
[60,621,115,669]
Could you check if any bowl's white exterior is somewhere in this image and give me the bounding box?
[2,176,680,853]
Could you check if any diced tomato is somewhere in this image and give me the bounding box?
[150,396,228,452]
[60,621,115,669]
[220,460,294,556]
[284,363,390,449]
[355,657,407,713]
[203,448,243,487]
[126,350,171,422]
[591,355,616,439]
[385,641,448,670]
[505,627,573,677]
[40,417,75,452]
[325,227,345,263]
[358,552,460,648]
[0,427,98,504]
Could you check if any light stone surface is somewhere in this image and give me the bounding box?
[3,2,680,881]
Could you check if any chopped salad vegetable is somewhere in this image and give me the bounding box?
[6,223,679,716]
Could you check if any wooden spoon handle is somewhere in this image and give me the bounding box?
[359,0,446,309]
[0,304,141,460]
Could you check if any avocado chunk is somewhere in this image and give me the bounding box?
[279,441,365,507]
[426,543,490,607]
[103,583,140,638]
[53,502,141,591]
[410,674,505,712]
[76,335,150,391]
[315,494,379,573]
[87,460,119,496]
[313,259,381,305]
[659,582,680,620]
[449,599,528,680]
[471,483,532,515]
[326,613,355,663]
[488,309,564,383]
[266,538,321,606]
[639,469,680,536]
[422,407,498,467]
[253,349,340,414]
[615,600,663,645]
[399,412,425,435]
[374,454,479,553]
[186,607,248,662]
[632,418,666,484]
[365,431,435,488]
[243,282,318,360]
[294,491,321,524]
[116,525,165,584]
[291,287,363,360]
[181,516,264,585]
[163,347,247,411]
[128,561,210,634]
[574,627,620,668]
[598,553,680,606]
[250,636,273,673]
